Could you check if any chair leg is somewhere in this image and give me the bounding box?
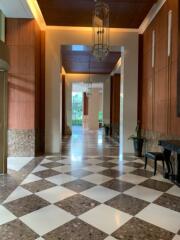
[154,160,157,176]
[162,160,165,171]
[144,157,147,170]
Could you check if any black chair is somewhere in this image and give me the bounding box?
[144,152,165,176]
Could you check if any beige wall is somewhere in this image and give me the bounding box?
[88,89,100,130]
[0,10,5,42]
[45,27,139,153]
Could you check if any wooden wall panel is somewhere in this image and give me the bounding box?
[139,0,180,138]
[6,19,36,130]
[6,18,45,155]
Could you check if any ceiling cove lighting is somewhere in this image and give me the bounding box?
[92,0,110,62]
[27,0,46,30]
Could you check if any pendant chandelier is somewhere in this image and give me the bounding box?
[92,0,110,62]
[85,55,93,98]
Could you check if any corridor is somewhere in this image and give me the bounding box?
[0,129,180,240]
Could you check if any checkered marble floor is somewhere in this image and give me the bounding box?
[0,130,180,239]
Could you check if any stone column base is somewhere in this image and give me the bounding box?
[8,129,35,157]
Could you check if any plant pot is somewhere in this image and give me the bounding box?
[133,138,144,157]
[104,126,110,136]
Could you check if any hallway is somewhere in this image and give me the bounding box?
[0,129,180,240]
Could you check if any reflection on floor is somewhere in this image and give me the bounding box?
[0,128,180,240]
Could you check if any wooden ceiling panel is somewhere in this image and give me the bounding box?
[37,0,157,28]
[61,45,121,74]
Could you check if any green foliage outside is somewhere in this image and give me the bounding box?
[72,92,83,126]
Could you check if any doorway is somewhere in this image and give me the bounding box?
[72,91,83,133]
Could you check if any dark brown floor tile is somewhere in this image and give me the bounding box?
[124,162,144,168]
[0,219,38,240]
[105,194,149,215]
[67,169,93,178]
[43,219,107,240]
[62,179,95,193]
[99,169,121,178]
[140,179,173,192]
[41,162,64,168]
[131,169,154,178]
[112,217,174,240]
[97,162,118,168]
[101,179,134,192]
[154,193,180,212]
[34,169,59,178]
[4,194,49,217]
[22,180,56,193]
[56,194,100,216]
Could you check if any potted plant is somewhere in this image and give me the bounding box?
[104,124,110,136]
[129,121,145,157]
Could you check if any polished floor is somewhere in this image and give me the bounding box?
[0,127,180,240]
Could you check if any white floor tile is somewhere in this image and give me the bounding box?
[82,173,112,184]
[8,157,33,171]
[36,186,76,203]
[0,206,16,225]
[104,237,117,240]
[3,186,32,203]
[20,174,41,185]
[79,204,132,234]
[173,235,180,240]
[81,186,119,203]
[83,165,107,173]
[112,166,136,173]
[40,159,52,164]
[53,165,80,173]
[118,173,147,184]
[20,205,75,236]
[46,174,77,185]
[167,185,180,198]
[108,159,119,164]
[124,185,163,202]
[86,159,103,165]
[32,165,48,173]
[57,159,72,165]
[136,203,180,233]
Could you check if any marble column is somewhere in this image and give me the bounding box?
[88,89,100,130]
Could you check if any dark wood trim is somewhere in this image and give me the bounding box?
[83,92,88,116]
[177,1,180,117]
[138,34,143,124]
[62,75,66,136]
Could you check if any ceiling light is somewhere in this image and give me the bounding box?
[92,0,110,62]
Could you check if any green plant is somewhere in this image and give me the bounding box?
[103,123,110,128]
[128,121,144,140]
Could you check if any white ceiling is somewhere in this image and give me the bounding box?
[0,0,32,18]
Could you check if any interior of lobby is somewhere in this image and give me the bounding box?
[0,0,180,239]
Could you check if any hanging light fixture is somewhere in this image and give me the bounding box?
[92,0,110,62]
[85,54,93,98]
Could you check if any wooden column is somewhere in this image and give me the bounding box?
[110,74,120,138]
[6,19,45,156]
[62,75,66,136]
